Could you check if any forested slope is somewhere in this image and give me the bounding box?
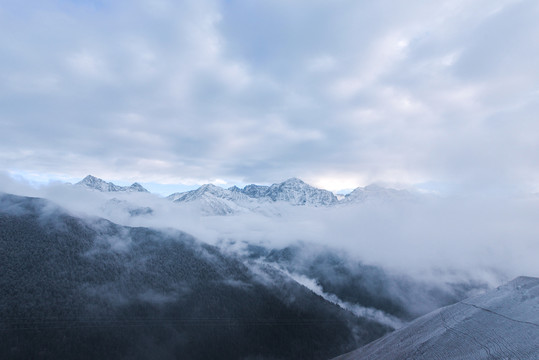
[0,193,389,360]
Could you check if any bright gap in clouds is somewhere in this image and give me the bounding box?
[7,170,432,197]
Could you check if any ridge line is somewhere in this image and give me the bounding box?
[461,301,539,328]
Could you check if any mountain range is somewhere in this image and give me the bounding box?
[168,177,416,207]
[75,175,419,216]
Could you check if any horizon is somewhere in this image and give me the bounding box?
[5,171,424,197]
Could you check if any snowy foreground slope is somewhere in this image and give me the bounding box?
[333,276,539,360]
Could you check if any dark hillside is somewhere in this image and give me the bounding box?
[0,193,389,360]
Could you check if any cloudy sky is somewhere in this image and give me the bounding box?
[1,0,538,193]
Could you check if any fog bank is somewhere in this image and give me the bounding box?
[2,172,537,286]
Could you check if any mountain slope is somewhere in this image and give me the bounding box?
[238,242,487,326]
[76,175,148,192]
[332,276,539,360]
[167,184,253,215]
[0,193,389,360]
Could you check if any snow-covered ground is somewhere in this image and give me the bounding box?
[333,276,539,360]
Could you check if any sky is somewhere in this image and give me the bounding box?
[1,0,539,194]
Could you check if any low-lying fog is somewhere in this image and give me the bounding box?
[2,172,538,287]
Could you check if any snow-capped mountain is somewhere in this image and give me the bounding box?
[75,175,415,208]
[167,184,254,215]
[76,175,149,193]
[169,178,337,206]
[342,184,415,204]
[333,276,539,360]
[169,184,251,203]
[166,178,340,215]
[242,184,270,198]
[262,178,338,206]
[165,178,423,215]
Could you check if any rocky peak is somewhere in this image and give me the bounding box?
[76,175,148,193]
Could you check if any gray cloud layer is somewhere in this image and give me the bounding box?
[1,0,539,192]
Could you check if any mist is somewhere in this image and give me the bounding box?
[2,172,537,288]
[0,188,390,359]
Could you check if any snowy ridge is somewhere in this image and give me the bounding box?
[342,184,415,204]
[76,175,149,193]
[166,184,257,215]
[332,276,539,360]
[169,178,337,208]
[168,178,337,206]
[164,178,426,215]
[75,175,422,215]
[166,178,342,215]
[169,184,251,203]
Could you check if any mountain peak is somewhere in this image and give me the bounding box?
[281,177,305,185]
[196,184,226,195]
[82,174,97,180]
[128,182,149,193]
[199,183,220,190]
[266,178,338,205]
[77,175,112,190]
[76,175,148,193]
[167,177,338,210]
[79,175,100,184]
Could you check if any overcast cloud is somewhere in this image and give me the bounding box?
[1,0,539,193]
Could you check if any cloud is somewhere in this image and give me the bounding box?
[1,0,539,192]
[3,172,539,325]
[3,171,537,287]
[282,269,405,329]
